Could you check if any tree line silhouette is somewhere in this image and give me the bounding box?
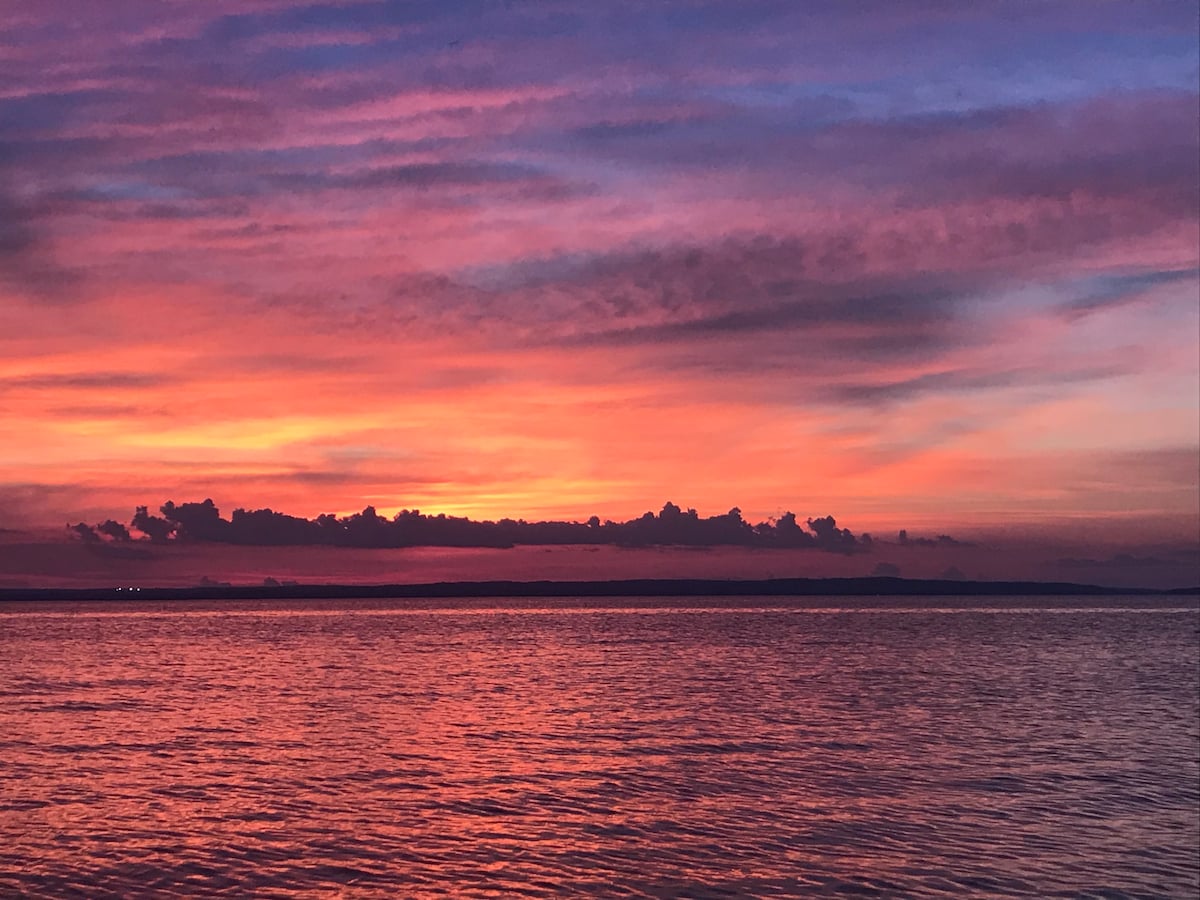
[68,499,877,553]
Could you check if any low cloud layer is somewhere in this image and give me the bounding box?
[73,499,882,552]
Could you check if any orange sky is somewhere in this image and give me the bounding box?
[1,2,1197,586]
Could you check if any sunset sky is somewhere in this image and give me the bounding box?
[1,2,1198,586]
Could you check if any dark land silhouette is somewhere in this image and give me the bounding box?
[2,576,1195,603]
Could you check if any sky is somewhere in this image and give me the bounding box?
[1,1,1198,587]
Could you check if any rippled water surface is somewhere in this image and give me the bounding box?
[1,597,1197,898]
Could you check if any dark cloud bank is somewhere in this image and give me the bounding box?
[69,499,902,553]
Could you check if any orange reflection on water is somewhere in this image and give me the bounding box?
[0,600,1197,897]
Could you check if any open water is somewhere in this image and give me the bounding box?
[0,596,1197,898]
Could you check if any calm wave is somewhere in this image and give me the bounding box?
[1,597,1197,898]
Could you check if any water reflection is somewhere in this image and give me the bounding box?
[0,599,1197,897]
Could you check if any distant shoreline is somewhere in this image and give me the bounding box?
[1,576,1197,602]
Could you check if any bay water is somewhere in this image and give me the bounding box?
[1,597,1197,897]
